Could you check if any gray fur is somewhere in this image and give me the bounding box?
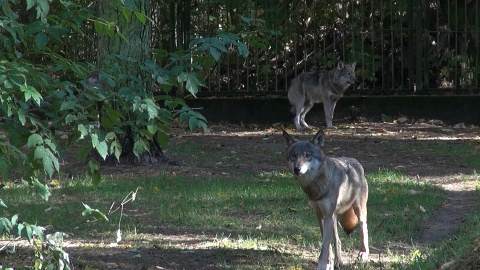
[283,129,369,270]
[288,61,357,130]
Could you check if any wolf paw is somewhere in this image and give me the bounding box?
[357,251,369,261]
[316,263,334,270]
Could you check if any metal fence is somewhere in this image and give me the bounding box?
[58,1,479,96]
[151,0,480,96]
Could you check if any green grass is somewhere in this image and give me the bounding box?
[1,168,445,269]
[403,140,480,167]
[367,169,444,242]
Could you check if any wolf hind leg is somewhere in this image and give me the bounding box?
[353,198,369,261]
[289,95,306,131]
[323,100,337,128]
[299,100,314,129]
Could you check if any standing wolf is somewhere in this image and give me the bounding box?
[282,129,369,270]
[288,61,357,130]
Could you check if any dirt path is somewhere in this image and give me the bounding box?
[418,181,479,245]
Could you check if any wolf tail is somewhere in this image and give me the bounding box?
[339,206,359,235]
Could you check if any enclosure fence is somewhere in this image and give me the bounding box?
[72,0,480,96]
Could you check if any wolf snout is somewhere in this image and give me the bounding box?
[293,167,301,175]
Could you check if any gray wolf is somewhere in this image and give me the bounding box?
[282,129,369,270]
[288,61,357,130]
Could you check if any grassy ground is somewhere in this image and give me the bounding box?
[1,123,480,269]
[1,169,444,269]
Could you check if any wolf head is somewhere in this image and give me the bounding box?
[335,61,357,87]
[283,130,326,176]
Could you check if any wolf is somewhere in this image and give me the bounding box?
[288,61,357,130]
[282,129,369,270]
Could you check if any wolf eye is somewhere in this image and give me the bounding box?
[304,152,312,159]
[290,153,296,160]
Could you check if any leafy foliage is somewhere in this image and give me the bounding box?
[0,0,250,195]
[0,200,71,269]
[0,0,252,268]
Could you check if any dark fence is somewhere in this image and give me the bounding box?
[60,1,480,96]
[151,0,480,96]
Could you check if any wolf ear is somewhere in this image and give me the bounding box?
[311,130,325,147]
[282,130,296,148]
[350,62,356,69]
[337,61,345,70]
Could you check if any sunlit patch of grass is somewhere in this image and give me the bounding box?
[366,169,444,243]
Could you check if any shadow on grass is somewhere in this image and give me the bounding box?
[67,245,313,270]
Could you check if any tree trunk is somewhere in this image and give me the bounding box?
[95,0,178,166]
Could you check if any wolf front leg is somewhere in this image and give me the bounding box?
[322,101,335,129]
[317,215,335,270]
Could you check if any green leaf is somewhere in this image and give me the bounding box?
[0,199,7,208]
[27,134,43,147]
[209,47,222,61]
[179,110,190,124]
[86,160,102,185]
[177,72,204,97]
[147,122,157,135]
[11,214,18,225]
[65,114,78,124]
[134,11,146,24]
[109,140,122,161]
[34,146,59,177]
[188,116,199,131]
[81,202,109,221]
[32,225,44,242]
[121,7,131,20]
[0,159,8,181]
[156,131,168,149]
[241,16,253,24]
[91,134,108,160]
[121,0,136,10]
[26,0,35,10]
[25,224,33,242]
[94,21,104,35]
[20,84,43,106]
[17,108,26,125]
[77,144,92,162]
[17,223,24,236]
[152,48,168,60]
[25,21,44,36]
[32,178,51,201]
[77,124,89,139]
[106,22,115,38]
[236,42,250,58]
[133,139,148,158]
[35,32,47,49]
